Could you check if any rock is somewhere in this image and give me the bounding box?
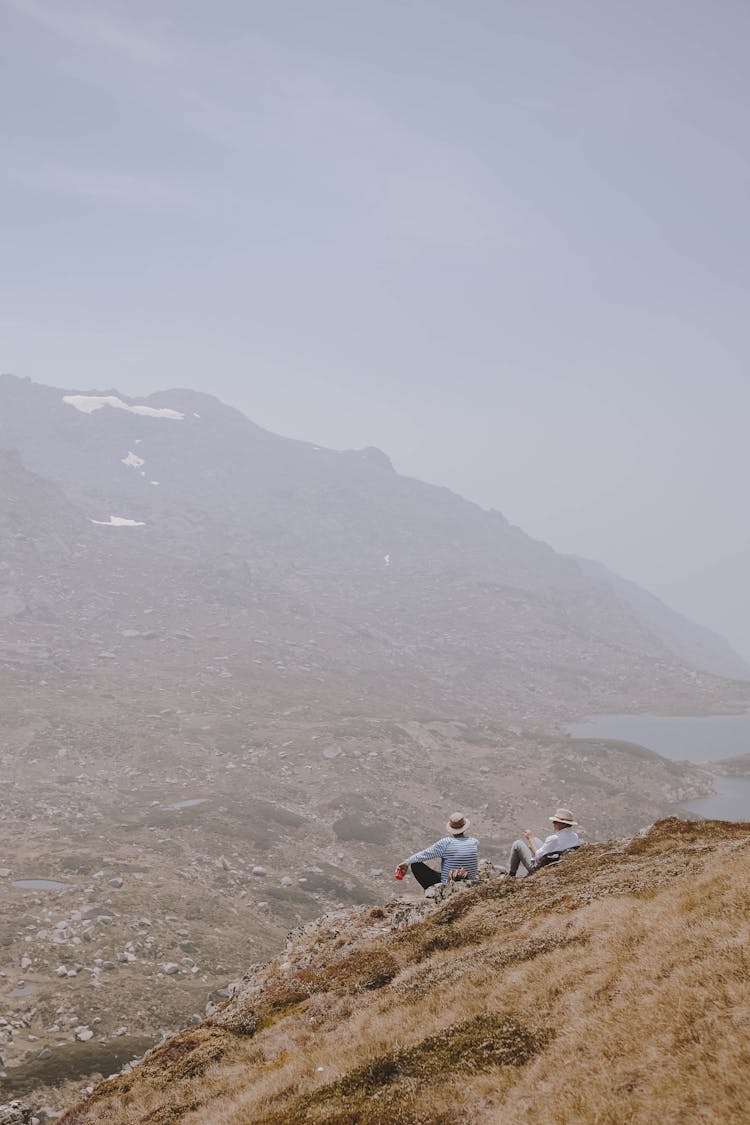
[0,1101,32,1124]
[20,956,32,971]
[279,875,293,887]
[217,856,231,871]
[115,1027,127,1036]
[163,963,180,975]
[108,877,124,888]
[0,870,10,879]
[251,866,267,877]
[74,1027,94,1042]
[322,744,342,759]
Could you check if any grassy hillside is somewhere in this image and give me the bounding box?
[58,817,750,1124]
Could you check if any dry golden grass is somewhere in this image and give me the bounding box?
[60,818,750,1124]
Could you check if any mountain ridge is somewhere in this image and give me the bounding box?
[0,372,745,680]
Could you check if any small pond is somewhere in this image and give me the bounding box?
[12,879,73,891]
[162,798,209,811]
[6,983,40,998]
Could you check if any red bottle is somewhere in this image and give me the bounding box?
[394,867,405,880]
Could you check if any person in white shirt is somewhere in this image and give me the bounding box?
[508,807,580,877]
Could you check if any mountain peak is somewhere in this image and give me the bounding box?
[346,445,395,471]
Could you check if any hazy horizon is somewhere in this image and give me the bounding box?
[3,0,749,660]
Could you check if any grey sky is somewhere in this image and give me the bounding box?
[3,0,750,660]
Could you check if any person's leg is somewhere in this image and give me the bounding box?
[410,861,442,889]
[508,839,535,877]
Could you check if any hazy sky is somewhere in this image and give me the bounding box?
[3,0,750,660]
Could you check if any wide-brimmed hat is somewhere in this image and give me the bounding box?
[447,812,470,835]
[549,807,577,826]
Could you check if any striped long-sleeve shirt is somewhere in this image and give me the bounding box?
[405,836,479,883]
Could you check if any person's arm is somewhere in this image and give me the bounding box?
[533,834,559,861]
[401,839,447,868]
[523,830,541,855]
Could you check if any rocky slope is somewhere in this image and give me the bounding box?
[50,817,750,1124]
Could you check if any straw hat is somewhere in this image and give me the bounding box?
[549,807,577,826]
[447,812,470,835]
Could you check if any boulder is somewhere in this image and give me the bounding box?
[0,1102,32,1125]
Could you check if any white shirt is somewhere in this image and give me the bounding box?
[534,826,580,861]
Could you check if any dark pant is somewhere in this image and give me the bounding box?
[410,861,442,889]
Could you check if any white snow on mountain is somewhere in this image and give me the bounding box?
[63,395,184,420]
[121,451,145,468]
[90,516,146,527]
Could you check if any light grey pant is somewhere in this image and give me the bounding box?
[508,836,542,877]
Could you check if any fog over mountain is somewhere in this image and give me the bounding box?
[5,0,749,669]
[1,373,746,683]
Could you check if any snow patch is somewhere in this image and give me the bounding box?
[90,516,146,527]
[63,395,184,420]
[121,451,145,468]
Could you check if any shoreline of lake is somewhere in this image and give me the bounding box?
[564,711,750,821]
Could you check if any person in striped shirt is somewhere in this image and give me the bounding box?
[396,812,479,889]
